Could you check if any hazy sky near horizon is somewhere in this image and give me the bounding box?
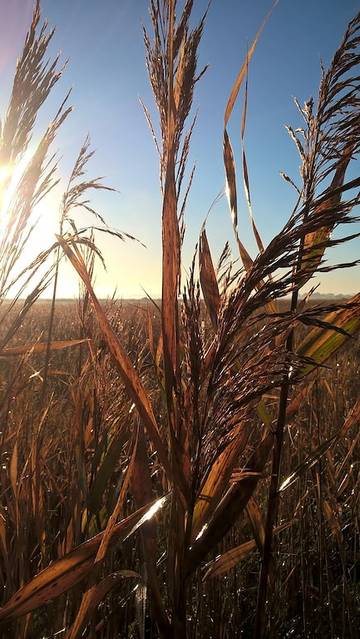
[0,0,359,298]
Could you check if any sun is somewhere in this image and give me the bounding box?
[0,149,59,242]
[0,164,12,184]
[0,149,61,296]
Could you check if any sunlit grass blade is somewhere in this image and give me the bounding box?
[297,293,360,376]
[279,434,338,493]
[0,497,168,622]
[188,433,274,570]
[224,1,278,126]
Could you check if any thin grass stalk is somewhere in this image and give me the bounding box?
[254,296,300,637]
[254,120,321,633]
[40,229,62,405]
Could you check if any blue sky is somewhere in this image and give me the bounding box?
[0,0,359,297]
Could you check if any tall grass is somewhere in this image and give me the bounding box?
[0,1,359,638]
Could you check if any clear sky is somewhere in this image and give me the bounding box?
[0,0,359,298]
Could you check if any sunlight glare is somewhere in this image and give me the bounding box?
[0,148,35,226]
[0,147,59,247]
[0,164,12,185]
[0,147,61,297]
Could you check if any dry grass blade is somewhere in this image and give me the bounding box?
[302,143,355,280]
[191,423,250,542]
[65,571,141,639]
[243,150,267,255]
[279,434,338,493]
[0,514,6,557]
[223,103,277,313]
[224,1,278,126]
[0,498,167,622]
[56,235,174,489]
[204,539,257,580]
[246,496,265,550]
[9,441,18,497]
[130,423,172,636]
[240,63,266,255]
[0,338,89,358]
[199,228,220,328]
[202,522,291,580]
[161,161,180,399]
[223,129,257,273]
[188,433,274,567]
[95,425,138,564]
[223,129,239,232]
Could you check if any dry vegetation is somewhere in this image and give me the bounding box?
[0,2,359,638]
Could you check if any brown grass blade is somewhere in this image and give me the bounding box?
[0,498,167,622]
[130,423,171,636]
[223,129,255,272]
[199,228,220,328]
[223,129,238,230]
[223,130,276,313]
[161,0,180,403]
[161,167,180,393]
[10,442,18,497]
[95,426,138,564]
[203,522,291,580]
[246,496,265,550]
[224,1,278,126]
[65,571,140,639]
[0,513,6,556]
[0,339,89,358]
[56,235,174,487]
[240,57,268,262]
[204,539,257,580]
[302,143,355,280]
[243,149,266,254]
[279,434,338,493]
[187,432,274,573]
[191,423,249,542]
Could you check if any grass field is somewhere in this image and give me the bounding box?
[0,299,359,638]
[0,2,359,638]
